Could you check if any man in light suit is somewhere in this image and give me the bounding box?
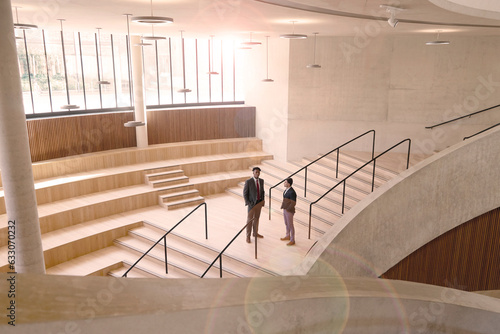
[280,177,297,246]
[243,167,265,243]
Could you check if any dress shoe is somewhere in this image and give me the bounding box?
[286,241,295,246]
[254,234,264,238]
[246,237,251,243]
[280,236,290,241]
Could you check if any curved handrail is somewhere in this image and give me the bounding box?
[122,202,208,277]
[201,219,256,278]
[463,123,500,140]
[268,130,376,220]
[425,104,500,129]
[308,139,411,239]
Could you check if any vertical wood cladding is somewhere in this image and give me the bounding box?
[27,113,136,162]
[146,106,256,144]
[26,107,256,162]
[381,207,500,291]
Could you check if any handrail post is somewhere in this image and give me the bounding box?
[371,159,376,192]
[304,167,308,197]
[371,130,376,160]
[163,236,168,274]
[336,148,339,179]
[406,140,411,169]
[204,203,208,239]
[268,188,272,220]
[308,204,312,239]
[342,181,346,214]
[255,235,258,259]
[219,257,223,278]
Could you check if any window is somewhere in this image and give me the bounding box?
[17,29,243,117]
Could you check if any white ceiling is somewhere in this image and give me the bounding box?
[11,0,500,40]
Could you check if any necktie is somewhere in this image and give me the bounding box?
[256,179,260,202]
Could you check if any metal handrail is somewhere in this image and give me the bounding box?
[201,219,256,278]
[122,202,208,277]
[268,130,376,220]
[425,104,500,129]
[463,123,500,140]
[308,139,411,239]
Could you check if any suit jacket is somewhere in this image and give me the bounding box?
[243,177,265,209]
[280,187,297,214]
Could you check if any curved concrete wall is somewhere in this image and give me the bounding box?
[297,127,500,278]
[1,273,499,333]
[430,0,500,20]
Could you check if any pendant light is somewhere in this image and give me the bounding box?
[241,32,261,46]
[123,14,145,128]
[13,6,38,30]
[96,28,110,85]
[58,19,79,110]
[426,30,450,45]
[134,38,153,47]
[208,35,219,75]
[132,0,173,25]
[280,21,307,39]
[306,33,321,68]
[177,31,191,94]
[262,36,274,82]
[142,25,166,41]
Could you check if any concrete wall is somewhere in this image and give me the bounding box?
[243,37,290,162]
[287,34,500,161]
[3,273,500,333]
[297,127,500,278]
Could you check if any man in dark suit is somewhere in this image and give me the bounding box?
[280,177,297,246]
[243,167,265,243]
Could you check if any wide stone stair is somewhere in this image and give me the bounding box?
[0,138,410,279]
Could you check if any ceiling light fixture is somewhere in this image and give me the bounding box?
[142,25,166,41]
[380,5,404,28]
[123,14,145,128]
[13,6,38,30]
[426,30,451,45]
[177,31,192,94]
[280,21,307,39]
[306,33,321,69]
[134,40,153,47]
[262,36,274,82]
[131,0,173,25]
[242,32,261,46]
[208,35,219,75]
[124,121,146,127]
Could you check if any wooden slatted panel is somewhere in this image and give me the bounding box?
[27,113,136,162]
[26,107,255,163]
[147,106,256,144]
[381,207,500,291]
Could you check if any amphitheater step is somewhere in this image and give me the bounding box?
[109,261,164,279]
[146,169,185,182]
[114,234,211,278]
[159,189,201,204]
[144,221,276,277]
[161,196,205,210]
[150,176,189,188]
[128,227,240,278]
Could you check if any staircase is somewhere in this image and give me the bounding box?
[0,138,414,279]
[144,165,205,210]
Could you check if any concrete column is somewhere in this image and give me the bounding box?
[131,35,148,148]
[0,1,45,273]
